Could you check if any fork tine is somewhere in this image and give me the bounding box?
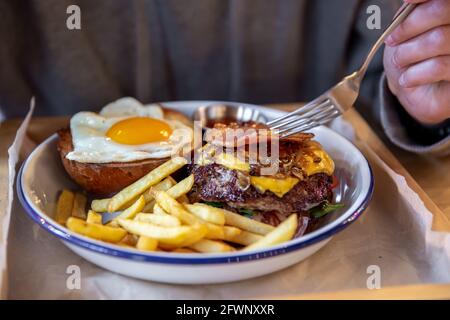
[276,102,335,134]
[280,112,339,138]
[268,98,327,127]
[279,109,341,138]
[270,100,332,130]
[267,97,330,127]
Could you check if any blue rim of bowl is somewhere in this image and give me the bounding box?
[17,158,374,265]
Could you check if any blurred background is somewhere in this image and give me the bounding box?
[0,0,398,122]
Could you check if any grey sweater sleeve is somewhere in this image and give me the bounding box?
[379,74,450,156]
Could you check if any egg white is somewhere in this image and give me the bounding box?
[66,97,193,163]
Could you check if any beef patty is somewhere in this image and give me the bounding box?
[188,164,333,217]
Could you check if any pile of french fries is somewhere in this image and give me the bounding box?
[55,157,298,254]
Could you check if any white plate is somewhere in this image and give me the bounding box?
[17,101,373,284]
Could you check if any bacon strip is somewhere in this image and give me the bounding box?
[204,121,314,148]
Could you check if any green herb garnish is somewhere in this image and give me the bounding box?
[310,202,344,218]
[203,201,224,208]
[203,202,257,218]
[238,208,256,218]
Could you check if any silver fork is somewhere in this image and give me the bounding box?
[268,3,416,138]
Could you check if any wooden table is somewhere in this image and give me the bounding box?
[1,104,450,299]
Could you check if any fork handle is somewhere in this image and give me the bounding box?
[357,3,416,80]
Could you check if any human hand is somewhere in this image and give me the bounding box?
[383,0,450,125]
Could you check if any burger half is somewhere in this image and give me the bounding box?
[187,122,342,235]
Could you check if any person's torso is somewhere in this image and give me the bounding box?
[1,0,386,117]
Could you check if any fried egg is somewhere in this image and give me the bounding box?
[66,97,193,163]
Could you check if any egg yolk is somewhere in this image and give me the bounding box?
[106,117,173,145]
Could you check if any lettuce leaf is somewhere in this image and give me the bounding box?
[310,202,344,218]
[238,208,257,218]
[203,201,224,208]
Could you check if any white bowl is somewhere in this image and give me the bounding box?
[17,101,373,284]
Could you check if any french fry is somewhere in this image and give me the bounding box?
[86,210,102,224]
[223,226,242,240]
[225,230,262,246]
[185,203,226,225]
[107,220,120,228]
[136,236,158,251]
[143,177,175,203]
[166,176,178,185]
[189,239,235,253]
[91,198,109,212]
[91,173,185,214]
[243,214,298,251]
[66,217,127,243]
[151,224,208,250]
[108,157,187,212]
[197,142,213,154]
[215,152,250,172]
[117,219,205,246]
[153,203,170,215]
[55,190,75,225]
[142,176,187,212]
[166,175,194,199]
[195,143,215,165]
[153,191,226,240]
[153,190,201,225]
[203,223,225,240]
[92,196,139,213]
[222,209,274,235]
[135,213,181,227]
[176,224,209,247]
[114,195,145,220]
[71,192,87,219]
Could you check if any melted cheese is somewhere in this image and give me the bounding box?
[250,176,299,198]
[215,153,250,172]
[196,142,334,198]
[211,144,334,177]
[299,141,335,176]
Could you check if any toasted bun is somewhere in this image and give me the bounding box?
[57,108,192,197]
